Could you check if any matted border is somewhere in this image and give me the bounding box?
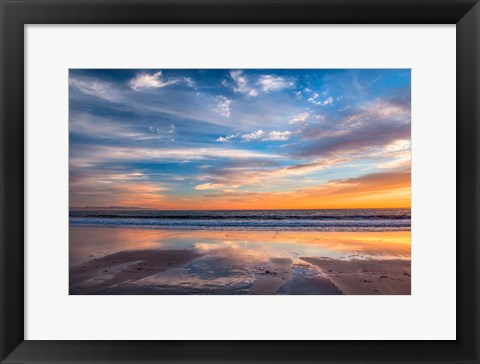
[1,0,479,363]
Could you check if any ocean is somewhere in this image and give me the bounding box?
[69,208,410,232]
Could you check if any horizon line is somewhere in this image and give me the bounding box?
[70,206,411,211]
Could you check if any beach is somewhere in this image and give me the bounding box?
[70,227,411,295]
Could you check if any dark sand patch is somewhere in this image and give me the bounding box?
[69,249,202,294]
[302,258,411,295]
[278,276,343,295]
[250,257,294,294]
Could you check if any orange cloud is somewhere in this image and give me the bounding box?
[70,172,167,209]
[71,168,410,210]
[190,170,411,209]
[158,169,410,210]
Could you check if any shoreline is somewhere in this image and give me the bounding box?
[69,223,411,232]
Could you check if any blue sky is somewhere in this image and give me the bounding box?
[69,69,411,209]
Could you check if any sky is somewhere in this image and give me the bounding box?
[69,69,411,210]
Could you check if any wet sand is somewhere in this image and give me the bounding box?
[70,249,203,294]
[70,227,410,295]
[302,257,410,295]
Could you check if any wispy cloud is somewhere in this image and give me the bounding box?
[227,71,295,97]
[216,134,236,142]
[69,171,168,208]
[193,157,347,190]
[290,112,310,124]
[229,70,258,97]
[130,71,176,90]
[217,130,291,142]
[297,97,411,158]
[70,113,176,142]
[70,145,283,169]
[129,71,195,91]
[308,94,334,106]
[263,131,292,141]
[195,183,224,190]
[69,77,122,102]
[148,124,176,142]
[257,75,294,92]
[213,96,232,117]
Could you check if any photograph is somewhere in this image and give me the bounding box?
[69,68,411,295]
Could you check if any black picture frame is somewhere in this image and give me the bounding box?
[1,0,479,363]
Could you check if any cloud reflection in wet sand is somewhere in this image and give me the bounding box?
[69,227,410,295]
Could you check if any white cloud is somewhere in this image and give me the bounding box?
[129,71,176,90]
[70,113,177,142]
[322,96,334,106]
[226,71,294,96]
[70,146,282,168]
[195,157,348,190]
[239,129,292,142]
[148,124,175,141]
[69,78,122,102]
[229,70,258,97]
[290,112,310,124]
[262,131,292,141]
[183,77,196,88]
[195,183,224,190]
[308,95,334,106]
[129,71,195,91]
[213,96,232,117]
[257,75,294,92]
[241,129,264,141]
[70,114,128,138]
[216,134,235,142]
